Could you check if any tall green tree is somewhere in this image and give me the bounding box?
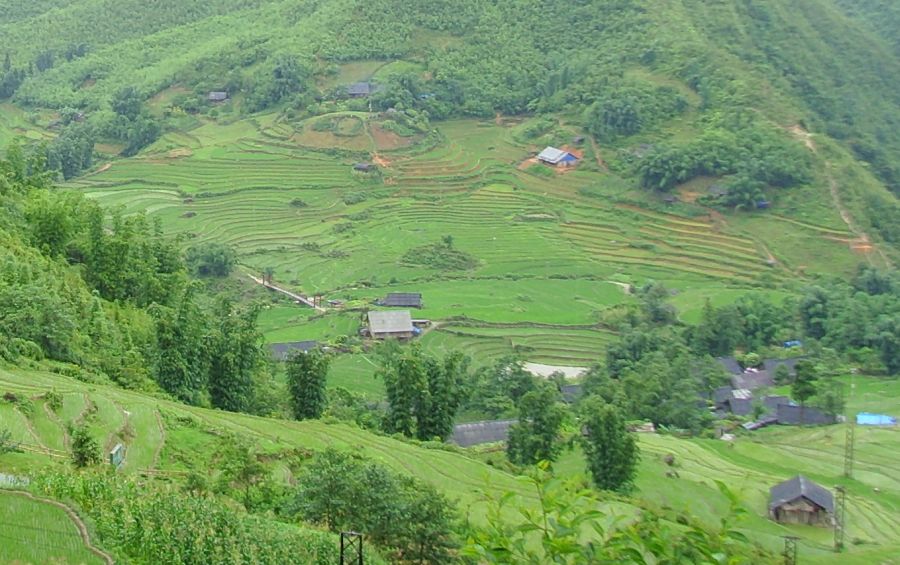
[580,397,639,493]
[416,351,467,441]
[286,348,330,420]
[208,300,263,413]
[70,423,101,468]
[791,360,819,424]
[507,383,566,465]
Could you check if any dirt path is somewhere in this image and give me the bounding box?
[149,408,166,471]
[1,490,115,565]
[589,136,608,170]
[246,273,326,312]
[788,125,891,267]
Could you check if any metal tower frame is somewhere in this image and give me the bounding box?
[340,531,363,565]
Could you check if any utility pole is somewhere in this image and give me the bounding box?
[782,535,799,565]
[834,485,847,552]
[844,420,855,478]
[340,531,363,565]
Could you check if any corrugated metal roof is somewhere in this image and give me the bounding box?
[537,146,569,164]
[368,310,413,334]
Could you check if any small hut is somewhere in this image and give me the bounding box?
[353,162,375,173]
[769,475,833,526]
[208,91,229,103]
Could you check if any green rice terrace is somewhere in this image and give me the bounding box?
[63,110,889,380]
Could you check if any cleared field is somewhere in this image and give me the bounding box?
[0,490,108,565]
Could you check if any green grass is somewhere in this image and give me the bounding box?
[0,490,107,565]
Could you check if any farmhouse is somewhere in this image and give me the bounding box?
[776,404,836,426]
[730,369,774,391]
[537,146,578,167]
[769,475,834,526]
[368,310,415,340]
[208,91,229,102]
[269,341,318,361]
[380,292,422,308]
[451,419,516,447]
[346,82,373,98]
[353,162,375,172]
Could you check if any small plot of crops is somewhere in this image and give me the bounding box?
[426,325,613,367]
[0,491,107,565]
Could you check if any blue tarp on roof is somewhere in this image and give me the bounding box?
[856,413,897,426]
[561,153,578,163]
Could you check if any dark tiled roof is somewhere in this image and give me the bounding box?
[776,404,836,425]
[730,370,774,390]
[451,419,516,447]
[713,386,734,407]
[763,395,792,412]
[269,341,318,361]
[382,292,422,308]
[762,357,807,376]
[728,397,753,416]
[717,357,744,375]
[769,475,834,513]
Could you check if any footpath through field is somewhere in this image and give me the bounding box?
[247,274,326,312]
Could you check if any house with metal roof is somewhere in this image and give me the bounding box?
[269,341,318,361]
[537,146,578,167]
[208,91,229,102]
[451,419,516,447]
[367,310,415,340]
[380,292,422,308]
[769,475,834,526]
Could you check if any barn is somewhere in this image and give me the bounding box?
[537,146,578,167]
[769,475,834,526]
[346,82,373,98]
[368,310,415,340]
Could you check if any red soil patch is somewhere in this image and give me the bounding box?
[370,123,419,151]
[372,154,392,168]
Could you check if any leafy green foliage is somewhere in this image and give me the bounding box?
[580,397,639,493]
[285,448,458,563]
[185,242,236,277]
[287,349,330,420]
[34,470,339,565]
[400,239,478,271]
[207,299,265,413]
[0,427,21,454]
[461,465,774,564]
[507,383,566,465]
[69,423,100,468]
[377,345,467,441]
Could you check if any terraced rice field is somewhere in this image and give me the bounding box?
[0,490,108,565]
[67,113,860,371]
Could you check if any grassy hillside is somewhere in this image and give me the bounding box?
[3,364,899,563]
